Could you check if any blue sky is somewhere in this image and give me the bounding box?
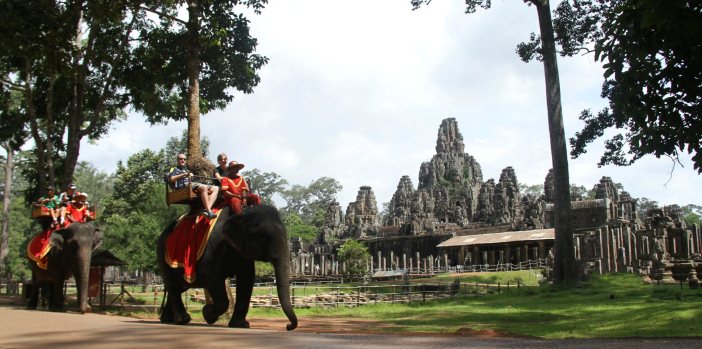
[80,0,701,209]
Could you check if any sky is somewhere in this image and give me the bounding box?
[80,0,701,209]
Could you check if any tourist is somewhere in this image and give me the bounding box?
[168,153,219,219]
[212,153,228,186]
[37,186,60,226]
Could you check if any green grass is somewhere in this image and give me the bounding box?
[248,273,702,338]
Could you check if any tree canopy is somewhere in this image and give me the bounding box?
[542,0,702,172]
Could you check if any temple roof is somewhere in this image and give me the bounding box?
[437,228,554,247]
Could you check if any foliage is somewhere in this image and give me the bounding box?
[519,183,544,198]
[570,184,593,200]
[127,0,269,122]
[636,197,659,215]
[163,130,211,159]
[0,196,34,280]
[0,0,139,191]
[282,213,318,243]
[280,177,342,227]
[337,239,369,277]
[241,168,288,205]
[543,1,702,172]
[100,148,185,273]
[72,161,114,213]
[255,261,274,278]
[681,204,702,227]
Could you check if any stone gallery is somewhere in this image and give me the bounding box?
[290,118,701,282]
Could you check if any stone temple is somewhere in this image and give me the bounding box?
[291,118,701,282]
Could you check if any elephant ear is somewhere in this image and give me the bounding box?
[49,229,67,250]
[92,227,103,251]
[222,213,247,242]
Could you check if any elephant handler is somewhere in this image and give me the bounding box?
[220,161,260,215]
[63,193,91,226]
[168,153,219,219]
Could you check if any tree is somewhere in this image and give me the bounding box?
[282,213,317,243]
[519,183,545,198]
[72,161,114,213]
[547,1,702,172]
[412,0,577,284]
[242,168,288,205]
[100,148,186,274]
[636,197,659,215]
[281,177,342,227]
[681,204,702,227]
[129,0,268,160]
[337,239,370,277]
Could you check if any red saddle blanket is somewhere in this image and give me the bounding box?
[27,227,57,270]
[165,209,223,283]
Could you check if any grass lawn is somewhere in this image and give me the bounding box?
[246,273,702,338]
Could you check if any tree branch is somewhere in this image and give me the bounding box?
[139,5,187,25]
[0,77,27,92]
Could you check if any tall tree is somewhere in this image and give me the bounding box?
[129,0,268,160]
[546,1,702,172]
[0,0,147,191]
[412,0,577,284]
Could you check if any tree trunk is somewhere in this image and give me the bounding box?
[64,4,85,187]
[0,143,13,273]
[534,0,577,285]
[186,0,202,158]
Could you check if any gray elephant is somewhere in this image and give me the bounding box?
[27,221,102,313]
[157,205,298,330]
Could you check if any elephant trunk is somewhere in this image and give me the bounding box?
[74,247,92,314]
[274,256,297,331]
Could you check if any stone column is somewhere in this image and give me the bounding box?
[377,251,382,271]
[321,255,326,276]
[538,241,546,259]
[443,253,449,270]
[390,251,395,270]
[403,254,407,270]
[416,252,421,273]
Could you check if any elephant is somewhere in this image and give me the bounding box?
[157,204,298,331]
[27,221,103,313]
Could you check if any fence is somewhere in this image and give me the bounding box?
[246,280,529,308]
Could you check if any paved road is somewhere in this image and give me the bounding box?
[1,304,702,349]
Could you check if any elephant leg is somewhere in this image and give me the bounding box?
[203,280,229,325]
[165,290,191,325]
[49,281,64,312]
[26,281,39,310]
[229,263,255,328]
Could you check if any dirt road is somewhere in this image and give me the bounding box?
[2,297,701,349]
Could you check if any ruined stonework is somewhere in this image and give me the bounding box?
[595,176,620,201]
[492,167,522,225]
[342,186,380,239]
[386,176,415,227]
[474,179,495,223]
[519,194,545,230]
[317,201,344,245]
[405,189,435,235]
[417,118,483,224]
